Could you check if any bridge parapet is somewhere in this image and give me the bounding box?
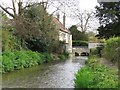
[72,46,89,56]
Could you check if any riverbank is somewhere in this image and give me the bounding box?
[2,50,69,73]
[74,55,118,88]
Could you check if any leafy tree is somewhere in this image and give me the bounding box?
[87,31,99,42]
[95,2,120,39]
[14,5,59,53]
[69,25,88,41]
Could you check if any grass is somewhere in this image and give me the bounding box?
[74,55,118,89]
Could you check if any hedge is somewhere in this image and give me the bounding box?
[72,41,88,46]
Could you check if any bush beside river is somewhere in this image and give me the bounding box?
[74,55,118,88]
[1,50,69,73]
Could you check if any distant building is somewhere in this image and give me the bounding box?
[53,13,72,53]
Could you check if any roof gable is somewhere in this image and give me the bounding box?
[53,17,71,34]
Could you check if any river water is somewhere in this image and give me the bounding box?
[2,56,87,88]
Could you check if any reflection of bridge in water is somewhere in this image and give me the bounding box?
[72,46,89,56]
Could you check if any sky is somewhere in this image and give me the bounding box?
[65,0,99,28]
[0,0,99,32]
[79,0,99,10]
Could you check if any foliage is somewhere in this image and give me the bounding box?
[74,56,118,88]
[75,66,93,88]
[102,37,120,63]
[90,44,104,57]
[2,50,52,73]
[12,4,59,52]
[2,29,22,51]
[96,2,120,39]
[87,31,100,42]
[72,41,88,46]
[58,52,69,61]
[69,25,88,41]
[2,50,69,73]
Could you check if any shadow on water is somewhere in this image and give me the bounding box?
[2,56,88,88]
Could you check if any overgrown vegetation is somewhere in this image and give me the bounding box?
[1,50,69,73]
[2,29,22,51]
[102,37,120,63]
[1,4,70,73]
[90,44,104,57]
[75,37,119,88]
[74,56,118,88]
[90,37,120,64]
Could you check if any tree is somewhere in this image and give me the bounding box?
[0,0,50,18]
[95,2,120,39]
[75,10,95,33]
[14,4,59,52]
[0,1,65,53]
[69,25,88,41]
[87,31,99,42]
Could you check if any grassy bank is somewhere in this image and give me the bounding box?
[74,55,118,89]
[1,50,69,73]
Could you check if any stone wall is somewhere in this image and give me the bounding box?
[72,46,89,56]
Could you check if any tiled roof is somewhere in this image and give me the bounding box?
[53,17,71,34]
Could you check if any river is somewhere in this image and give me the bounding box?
[2,56,87,88]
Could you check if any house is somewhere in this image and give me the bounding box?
[53,13,72,53]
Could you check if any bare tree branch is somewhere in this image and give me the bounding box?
[0,4,14,18]
[18,0,23,15]
[12,0,17,16]
[6,7,14,10]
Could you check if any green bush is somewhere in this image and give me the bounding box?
[75,66,93,88]
[74,56,118,88]
[2,30,22,51]
[2,50,69,73]
[103,37,120,63]
[72,41,88,46]
[41,53,54,63]
[58,52,69,61]
[2,50,55,73]
[90,44,104,57]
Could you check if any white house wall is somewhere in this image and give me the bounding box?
[59,30,72,53]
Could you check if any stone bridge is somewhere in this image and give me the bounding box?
[72,46,89,56]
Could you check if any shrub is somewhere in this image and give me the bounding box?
[58,52,69,61]
[72,41,88,46]
[90,44,104,57]
[42,53,54,63]
[75,66,93,88]
[2,50,54,73]
[2,30,22,51]
[103,37,120,63]
[74,56,118,88]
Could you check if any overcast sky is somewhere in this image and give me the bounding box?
[0,0,99,32]
[65,0,99,28]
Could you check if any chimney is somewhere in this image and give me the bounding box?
[56,13,60,21]
[63,13,66,29]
